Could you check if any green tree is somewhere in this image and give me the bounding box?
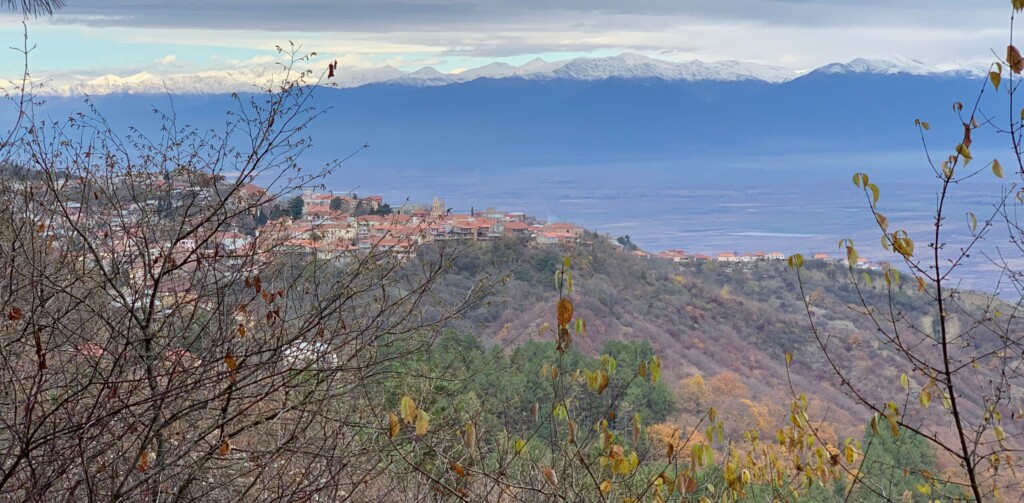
[329,196,344,212]
[617,234,638,251]
[288,195,304,219]
[853,424,938,502]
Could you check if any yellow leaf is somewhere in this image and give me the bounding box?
[995,425,1006,442]
[967,212,977,233]
[956,143,973,166]
[900,373,909,391]
[876,212,889,231]
[993,159,1005,178]
[400,396,417,424]
[415,409,430,436]
[599,480,612,494]
[464,421,476,449]
[785,351,793,367]
[917,276,926,292]
[538,322,550,337]
[866,183,880,206]
[991,70,1002,90]
[1016,0,1024,12]
[919,389,931,408]
[787,253,804,270]
[650,356,661,383]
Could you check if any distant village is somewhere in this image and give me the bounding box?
[251,188,884,270]
[251,192,588,259]
[23,166,883,313]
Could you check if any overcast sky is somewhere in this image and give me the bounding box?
[0,0,1013,79]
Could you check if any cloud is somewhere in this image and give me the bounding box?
[0,0,1011,75]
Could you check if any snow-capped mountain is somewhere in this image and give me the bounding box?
[456,62,517,80]
[813,55,976,77]
[29,54,983,96]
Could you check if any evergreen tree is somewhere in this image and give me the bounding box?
[853,423,938,502]
[329,196,344,212]
[288,196,304,219]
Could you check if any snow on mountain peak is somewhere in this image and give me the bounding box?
[24,53,983,96]
[530,53,795,83]
[815,56,971,77]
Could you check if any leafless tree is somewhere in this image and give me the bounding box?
[0,45,493,502]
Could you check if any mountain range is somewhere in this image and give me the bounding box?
[39,53,982,97]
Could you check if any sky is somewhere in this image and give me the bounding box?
[0,0,1013,84]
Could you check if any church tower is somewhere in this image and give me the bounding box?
[430,196,445,218]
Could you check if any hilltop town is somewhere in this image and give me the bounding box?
[21,164,883,316]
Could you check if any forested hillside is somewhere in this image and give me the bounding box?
[423,234,1022,472]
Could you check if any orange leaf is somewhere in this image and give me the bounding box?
[218,440,231,455]
[225,352,237,382]
[1009,45,1024,74]
[557,298,573,327]
[138,452,149,472]
[542,467,558,487]
[388,412,400,438]
[450,461,467,478]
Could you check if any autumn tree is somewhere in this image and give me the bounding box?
[787,3,1024,500]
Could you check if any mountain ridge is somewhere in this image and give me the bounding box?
[32,53,983,97]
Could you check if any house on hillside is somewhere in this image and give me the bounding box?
[656,249,687,262]
[536,231,577,246]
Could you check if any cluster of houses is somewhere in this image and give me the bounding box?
[637,248,881,269]
[240,193,586,261]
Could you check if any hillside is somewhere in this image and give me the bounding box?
[427,234,1022,458]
